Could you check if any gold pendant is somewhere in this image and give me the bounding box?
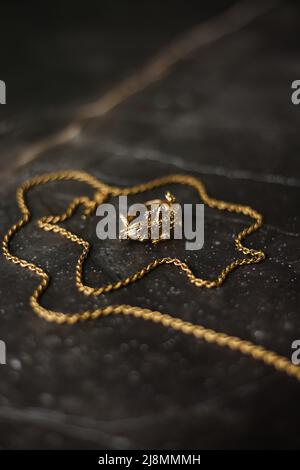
[120,191,178,243]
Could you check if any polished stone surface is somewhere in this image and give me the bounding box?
[0,1,299,449]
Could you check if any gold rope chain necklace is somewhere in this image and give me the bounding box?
[2,171,300,382]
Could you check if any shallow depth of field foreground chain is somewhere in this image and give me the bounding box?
[2,170,300,382]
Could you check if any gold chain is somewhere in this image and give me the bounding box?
[2,170,300,382]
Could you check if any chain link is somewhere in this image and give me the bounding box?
[2,170,300,382]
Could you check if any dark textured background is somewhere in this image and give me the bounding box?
[0,0,300,449]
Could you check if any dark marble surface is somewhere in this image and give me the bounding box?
[0,1,300,449]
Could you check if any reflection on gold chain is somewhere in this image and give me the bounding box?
[2,171,300,382]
